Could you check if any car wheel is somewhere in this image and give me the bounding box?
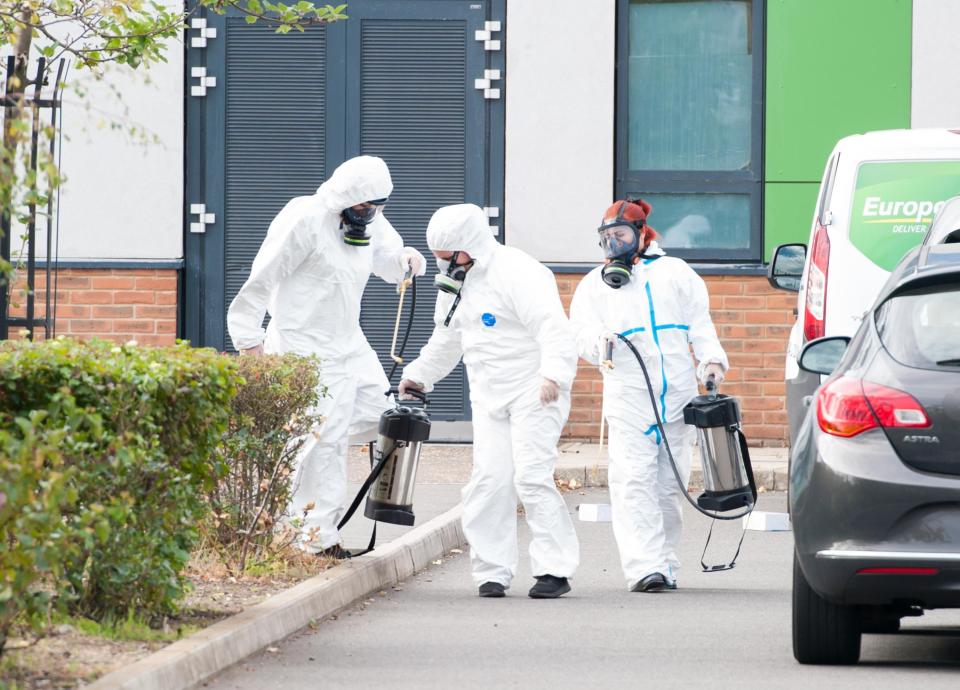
[792,552,861,664]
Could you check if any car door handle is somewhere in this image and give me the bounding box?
[803,395,813,408]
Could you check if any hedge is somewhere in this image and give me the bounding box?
[0,338,239,637]
[205,353,322,572]
[0,401,102,654]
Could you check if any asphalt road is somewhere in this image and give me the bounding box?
[207,490,960,690]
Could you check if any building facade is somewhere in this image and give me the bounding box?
[8,0,960,445]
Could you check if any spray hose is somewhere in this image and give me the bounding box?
[615,333,754,571]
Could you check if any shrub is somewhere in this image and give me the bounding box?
[0,338,239,622]
[0,402,105,653]
[205,353,322,572]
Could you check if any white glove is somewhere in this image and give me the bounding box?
[398,378,425,400]
[400,247,427,278]
[597,332,619,370]
[539,378,560,406]
[240,344,264,357]
[699,362,726,387]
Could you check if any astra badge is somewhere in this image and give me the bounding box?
[902,435,940,444]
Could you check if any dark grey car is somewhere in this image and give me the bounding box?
[790,238,960,664]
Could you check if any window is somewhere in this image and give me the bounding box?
[876,283,960,371]
[616,0,764,261]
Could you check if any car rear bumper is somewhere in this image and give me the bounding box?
[791,426,960,607]
[809,549,960,607]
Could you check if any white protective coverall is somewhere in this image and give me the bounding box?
[402,204,580,588]
[227,155,425,551]
[569,244,728,588]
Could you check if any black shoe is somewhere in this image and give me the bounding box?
[631,573,668,593]
[318,544,352,560]
[528,575,571,599]
[665,579,677,590]
[479,582,506,598]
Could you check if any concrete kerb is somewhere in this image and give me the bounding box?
[87,504,466,690]
[555,443,789,491]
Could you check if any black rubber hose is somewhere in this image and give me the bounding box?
[387,276,417,385]
[615,333,753,521]
[337,447,390,531]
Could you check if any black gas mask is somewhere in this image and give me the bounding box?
[434,251,472,295]
[598,203,646,289]
[341,197,389,247]
[435,251,474,326]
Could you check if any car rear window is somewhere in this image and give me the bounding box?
[875,282,960,370]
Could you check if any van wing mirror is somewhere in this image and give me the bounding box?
[767,243,806,292]
[799,336,850,376]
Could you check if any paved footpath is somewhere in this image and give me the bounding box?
[208,488,960,690]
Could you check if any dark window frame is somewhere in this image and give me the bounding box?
[615,0,766,262]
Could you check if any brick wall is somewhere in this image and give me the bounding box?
[7,268,179,345]
[6,267,793,444]
[556,273,795,447]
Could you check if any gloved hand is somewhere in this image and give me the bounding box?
[398,378,425,400]
[597,332,619,370]
[539,378,560,406]
[400,247,427,278]
[700,362,726,387]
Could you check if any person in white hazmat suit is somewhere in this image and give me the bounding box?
[398,204,580,599]
[570,198,728,592]
[227,156,426,558]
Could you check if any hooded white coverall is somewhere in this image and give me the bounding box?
[402,204,580,588]
[227,156,425,552]
[569,244,728,588]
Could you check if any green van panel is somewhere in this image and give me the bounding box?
[849,161,960,271]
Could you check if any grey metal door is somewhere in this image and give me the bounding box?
[185,0,505,421]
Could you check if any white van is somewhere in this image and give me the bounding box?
[768,128,960,445]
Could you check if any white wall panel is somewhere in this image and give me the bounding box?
[504,0,615,263]
[912,0,960,128]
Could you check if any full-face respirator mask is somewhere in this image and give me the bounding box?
[341,197,389,247]
[434,251,474,327]
[434,251,472,295]
[597,200,649,289]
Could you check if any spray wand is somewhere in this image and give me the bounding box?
[387,267,416,384]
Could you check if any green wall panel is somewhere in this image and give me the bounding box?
[763,0,912,255]
[764,182,819,261]
[765,0,911,181]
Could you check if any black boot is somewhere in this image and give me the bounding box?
[631,573,667,593]
[318,544,352,560]
[528,575,571,599]
[479,582,506,598]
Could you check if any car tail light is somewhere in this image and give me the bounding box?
[816,376,931,438]
[862,382,931,428]
[803,224,830,341]
[857,567,939,575]
[817,376,875,437]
